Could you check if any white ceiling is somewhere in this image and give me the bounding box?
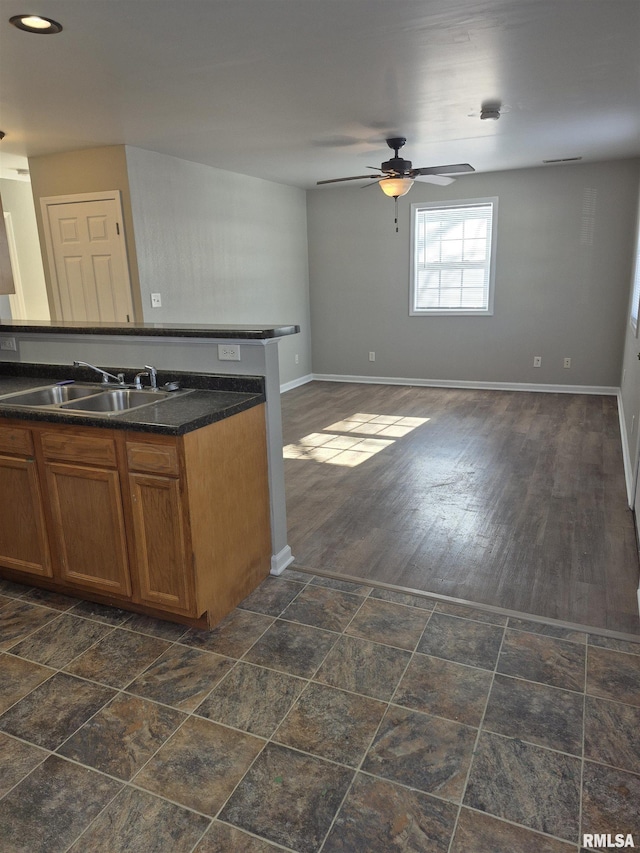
[0,0,638,187]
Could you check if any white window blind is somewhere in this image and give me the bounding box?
[410,198,497,316]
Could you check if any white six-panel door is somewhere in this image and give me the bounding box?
[41,191,134,323]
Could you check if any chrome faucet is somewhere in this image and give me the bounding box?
[145,365,158,389]
[73,360,125,385]
[133,365,158,390]
[133,371,149,390]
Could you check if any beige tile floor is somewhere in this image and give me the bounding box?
[0,570,639,852]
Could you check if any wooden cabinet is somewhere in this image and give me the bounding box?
[126,437,192,612]
[0,425,51,578]
[179,402,273,626]
[124,403,272,625]
[128,476,193,615]
[0,405,271,628]
[41,429,131,597]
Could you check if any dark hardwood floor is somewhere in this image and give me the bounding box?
[281,381,640,635]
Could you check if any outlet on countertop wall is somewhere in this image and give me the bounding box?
[218,344,241,361]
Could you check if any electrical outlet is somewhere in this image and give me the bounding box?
[369,351,376,362]
[150,293,162,308]
[295,354,299,364]
[0,336,17,351]
[563,357,571,368]
[218,344,241,361]
[533,356,542,367]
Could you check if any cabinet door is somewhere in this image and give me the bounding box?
[45,462,131,597]
[129,472,194,614]
[0,454,52,578]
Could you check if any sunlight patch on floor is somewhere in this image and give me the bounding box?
[283,413,430,467]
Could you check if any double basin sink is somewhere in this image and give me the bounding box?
[0,382,189,416]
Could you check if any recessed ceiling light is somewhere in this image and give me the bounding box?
[9,14,63,34]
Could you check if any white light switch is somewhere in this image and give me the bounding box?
[150,293,162,308]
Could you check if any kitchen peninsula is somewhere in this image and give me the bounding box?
[0,319,300,628]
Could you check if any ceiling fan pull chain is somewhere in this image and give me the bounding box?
[394,196,399,233]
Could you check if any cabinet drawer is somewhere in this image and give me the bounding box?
[41,431,117,468]
[0,424,34,457]
[127,441,179,476]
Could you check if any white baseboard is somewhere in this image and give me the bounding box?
[270,545,295,575]
[617,389,635,506]
[280,374,313,394]
[312,373,619,396]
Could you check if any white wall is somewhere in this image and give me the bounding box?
[0,178,49,320]
[307,159,640,388]
[619,175,640,497]
[125,147,311,386]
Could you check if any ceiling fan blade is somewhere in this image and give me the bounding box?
[316,174,382,185]
[412,163,475,176]
[416,175,456,186]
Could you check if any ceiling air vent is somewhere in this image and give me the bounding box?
[542,157,583,164]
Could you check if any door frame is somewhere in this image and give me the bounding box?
[3,210,28,319]
[40,190,133,322]
[631,406,640,619]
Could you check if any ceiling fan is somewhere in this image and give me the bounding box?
[317,136,475,198]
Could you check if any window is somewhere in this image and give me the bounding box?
[410,198,498,316]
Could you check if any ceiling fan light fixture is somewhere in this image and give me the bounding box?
[9,14,63,34]
[380,177,414,198]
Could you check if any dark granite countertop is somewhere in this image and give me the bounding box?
[0,320,300,339]
[0,363,265,436]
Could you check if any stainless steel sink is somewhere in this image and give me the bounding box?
[61,388,171,413]
[0,383,105,407]
[0,382,187,416]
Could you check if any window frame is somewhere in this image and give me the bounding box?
[409,197,498,317]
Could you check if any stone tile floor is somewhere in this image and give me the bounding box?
[0,570,639,852]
